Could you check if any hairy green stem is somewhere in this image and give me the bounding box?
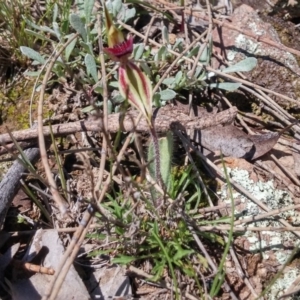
[149,124,163,189]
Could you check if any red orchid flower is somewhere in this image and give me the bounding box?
[103,1,153,124]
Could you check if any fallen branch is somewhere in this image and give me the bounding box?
[0,106,237,146]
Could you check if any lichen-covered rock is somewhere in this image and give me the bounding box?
[219,167,300,299]
[212,4,300,108]
[232,0,300,20]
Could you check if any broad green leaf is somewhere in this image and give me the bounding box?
[162,77,175,86]
[209,82,241,91]
[159,89,176,100]
[222,57,257,73]
[107,99,113,114]
[175,71,183,85]
[65,34,77,62]
[153,92,161,107]
[159,132,173,192]
[124,7,136,22]
[133,43,144,60]
[20,46,45,64]
[199,44,209,63]
[80,41,93,54]
[94,86,103,94]
[84,0,95,23]
[112,0,122,16]
[172,38,183,51]
[112,94,124,104]
[148,132,173,192]
[53,22,62,41]
[140,62,151,78]
[109,81,119,88]
[76,0,85,17]
[187,45,200,58]
[106,0,113,12]
[200,38,212,65]
[85,54,98,82]
[194,66,203,78]
[69,13,87,42]
[155,45,167,62]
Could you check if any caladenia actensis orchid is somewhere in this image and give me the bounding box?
[103,3,164,189]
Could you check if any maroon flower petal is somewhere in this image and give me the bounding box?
[104,36,133,60]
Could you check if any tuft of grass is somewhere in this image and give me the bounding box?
[0,0,34,63]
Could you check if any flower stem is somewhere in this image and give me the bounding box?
[149,123,163,189]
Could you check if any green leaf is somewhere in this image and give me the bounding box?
[199,44,209,63]
[194,66,203,78]
[151,259,166,281]
[148,132,173,192]
[85,54,98,82]
[20,46,45,64]
[173,248,194,261]
[124,7,136,22]
[69,13,87,42]
[175,71,183,85]
[24,29,52,42]
[159,89,176,100]
[112,255,136,264]
[140,62,151,77]
[80,41,93,54]
[109,81,119,88]
[162,26,169,44]
[209,82,241,91]
[81,105,95,113]
[40,25,56,35]
[187,45,200,58]
[155,45,167,62]
[88,249,111,257]
[112,0,123,16]
[153,92,161,107]
[23,71,41,77]
[222,57,257,73]
[84,0,95,23]
[24,18,55,35]
[65,34,77,62]
[53,22,62,41]
[133,43,144,60]
[159,132,173,192]
[94,86,103,94]
[172,38,183,51]
[53,3,59,22]
[162,77,175,86]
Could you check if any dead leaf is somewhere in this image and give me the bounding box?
[195,126,280,160]
[248,132,280,160]
[195,125,253,158]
